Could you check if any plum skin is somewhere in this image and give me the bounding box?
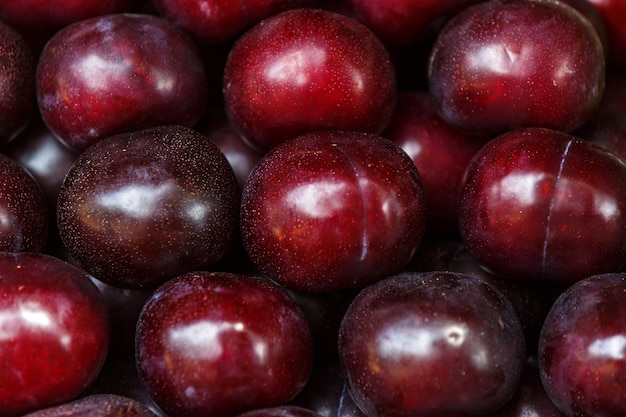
[338,271,526,417]
[539,273,626,417]
[36,13,208,152]
[458,127,626,284]
[240,130,426,293]
[56,125,240,289]
[0,252,110,417]
[428,0,605,135]
[223,8,397,151]
[135,272,314,417]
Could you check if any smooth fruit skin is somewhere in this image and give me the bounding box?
[20,394,157,417]
[223,8,397,151]
[0,252,110,417]
[428,0,605,135]
[458,127,626,285]
[240,130,426,293]
[0,152,49,252]
[57,125,240,289]
[383,91,487,239]
[0,0,136,32]
[539,273,626,417]
[152,0,319,44]
[0,20,36,146]
[338,271,526,417]
[135,272,314,417]
[342,0,485,45]
[587,0,626,69]
[36,13,208,152]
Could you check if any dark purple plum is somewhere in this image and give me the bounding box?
[587,0,626,69]
[0,152,48,252]
[57,125,240,289]
[20,394,157,417]
[0,19,36,146]
[0,0,137,32]
[458,127,626,285]
[539,273,626,417]
[428,0,605,135]
[3,118,78,211]
[240,130,426,293]
[152,0,319,44]
[136,272,314,417]
[339,271,526,417]
[237,406,324,417]
[0,252,110,417]
[383,90,488,239]
[223,8,397,150]
[36,13,209,152]
[340,0,485,45]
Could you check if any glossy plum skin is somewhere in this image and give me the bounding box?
[539,273,626,417]
[135,272,314,417]
[3,118,78,211]
[36,13,208,152]
[223,8,397,151]
[238,406,324,417]
[587,0,626,69]
[0,152,49,252]
[0,252,110,417]
[341,0,484,45]
[57,125,240,289]
[240,130,426,293]
[152,0,319,44]
[0,20,36,146]
[428,0,605,135]
[0,0,136,31]
[20,394,157,417]
[458,127,626,285]
[338,271,526,417]
[383,91,487,239]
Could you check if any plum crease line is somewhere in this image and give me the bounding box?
[542,139,573,277]
[334,144,369,262]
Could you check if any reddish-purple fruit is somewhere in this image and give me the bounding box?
[3,118,78,211]
[240,130,426,293]
[223,8,397,151]
[383,90,487,239]
[0,20,36,146]
[458,127,626,285]
[238,406,324,417]
[136,272,314,417]
[539,273,626,417]
[587,0,626,69]
[0,0,136,32]
[36,13,208,152]
[0,152,48,252]
[152,0,319,44]
[339,271,526,417]
[57,125,240,289]
[428,0,605,135]
[20,394,157,417]
[0,252,110,417]
[342,0,485,45]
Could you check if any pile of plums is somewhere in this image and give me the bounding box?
[1,0,626,416]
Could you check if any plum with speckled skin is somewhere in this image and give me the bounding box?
[36,13,208,152]
[223,8,397,151]
[0,20,36,146]
[136,272,314,417]
[539,273,626,417]
[428,0,605,135]
[0,252,110,417]
[458,127,626,284]
[56,125,240,289]
[0,152,48,252]
[240,130,426,293]
[20,394,157,417]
